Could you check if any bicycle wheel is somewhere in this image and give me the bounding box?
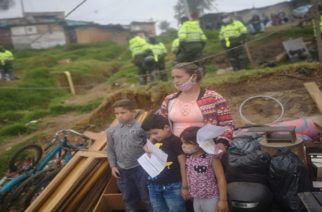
[0,169,50,211]
[239,95,284,125]
[20,167,62,211]
[8,144,43,172]
[2,167,61,212]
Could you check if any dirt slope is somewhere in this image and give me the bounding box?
[1,63,321,154]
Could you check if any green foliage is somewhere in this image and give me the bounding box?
[49,98,103,115]
[22,110,50,123]
[107,65,138,83]
[0,111,25,124]
[0,123,34,137]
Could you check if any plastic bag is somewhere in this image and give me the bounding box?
[232,132,264,153]
[268,149,312,212]
[222,149,271,185]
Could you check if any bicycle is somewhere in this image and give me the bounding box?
[0,129,93,211]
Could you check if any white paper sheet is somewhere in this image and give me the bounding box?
[196,123,227,155]
[138,140,168,178]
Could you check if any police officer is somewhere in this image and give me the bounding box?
[148,36,168,81]
[129,33,153,85]
[171,38,179,57]
[176,13,207,64]
[219,14,248,71]
[0,46,18,80]
[313,15,322,37]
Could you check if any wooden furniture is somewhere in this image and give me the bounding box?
[248,126,296,143]
[298,192,322,212]
[248,126,306,164]
[260,136,305,163]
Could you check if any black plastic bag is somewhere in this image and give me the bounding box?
[222,149,271,185]
[268,149,312,212]
[232,132,264,153]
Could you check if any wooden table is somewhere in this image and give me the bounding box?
[260,136,306,163]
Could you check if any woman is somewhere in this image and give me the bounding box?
[159,62,233,156]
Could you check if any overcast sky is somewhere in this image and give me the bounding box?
[0,0,289,31]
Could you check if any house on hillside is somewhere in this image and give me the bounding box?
[129,21,156,36]
[0,12,66,49]
[200,0,310,30]
[65,20,130,45]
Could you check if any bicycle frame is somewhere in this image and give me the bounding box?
[0,137,72,200]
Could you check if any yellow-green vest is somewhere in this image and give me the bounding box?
[0,50,14,65]
[178,21,207,42]
[313,15,322,37]
[149,43,167,62]
[171,38,179,54]
[219,20,248,47]
[129,36,149,57]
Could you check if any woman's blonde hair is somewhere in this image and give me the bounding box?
[172,62,203,82]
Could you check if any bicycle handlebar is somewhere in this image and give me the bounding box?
[47,129,93,147]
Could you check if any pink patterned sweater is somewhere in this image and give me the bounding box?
[160,89,234,145]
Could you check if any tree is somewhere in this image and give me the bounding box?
[174,0,215,22]
[0,0,15,10]
[159,20,171,33]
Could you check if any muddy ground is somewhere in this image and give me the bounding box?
[89,64,321,129]
[1,63,321,154]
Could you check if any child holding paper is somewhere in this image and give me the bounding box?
[180,126,229,212]
[106,99,153,212]
[141,114,188,212]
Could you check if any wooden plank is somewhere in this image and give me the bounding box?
[25,154,83,212]
[100,194,125,210]
[304,82,322,114]
[77,150,107,158]
[85,131,107,151]
[38,158,97,211]
[64,160,109,211]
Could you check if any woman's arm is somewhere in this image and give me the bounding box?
[212,158,229,212]
[178,154,190,200]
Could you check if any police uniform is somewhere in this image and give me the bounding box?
[176,20,207,64]
[219,19,248,71]
[129,36,153,85]
[149,42,168,81]
[0,49,17,80]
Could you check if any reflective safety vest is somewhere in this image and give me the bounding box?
[149,42,167,62]
[219,20,248,47]
[313,15,322,37]
[171,38,179,54]
[178,21,207,42]
[0,50,14,65]
[129,36,150,57]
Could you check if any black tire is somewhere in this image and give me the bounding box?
[20,167,62,211]
[8,144,43,172]
[3,167,61,212]
[0,169,51,211]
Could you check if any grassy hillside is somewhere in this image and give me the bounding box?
[0,23,316,174]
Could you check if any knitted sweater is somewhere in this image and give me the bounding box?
[160,89,233,145]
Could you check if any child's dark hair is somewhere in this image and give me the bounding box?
[180,126,201,144]
[112,99,136,110]
[141,114,170,131]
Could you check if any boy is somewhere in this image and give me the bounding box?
[141,114,189,212]
[106,99,153,212]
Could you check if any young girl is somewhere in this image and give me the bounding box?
[180,126,229,212]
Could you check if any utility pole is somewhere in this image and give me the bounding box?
[182,0,191,20]
[313,0,322,62]
[20,0,25,18]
